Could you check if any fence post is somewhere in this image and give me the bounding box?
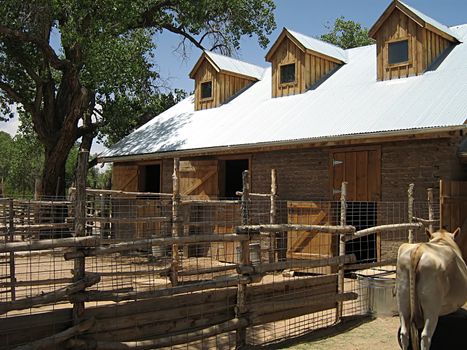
[8,198,16,301]
[236,170,251,349]
[408,183,414,243]
[73,150,89,323]
[427,188,434,234]
[171,158,181,286]
[269,169,277,263]
[337,181,347,322]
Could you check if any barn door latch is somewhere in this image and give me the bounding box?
[332,159,343,166]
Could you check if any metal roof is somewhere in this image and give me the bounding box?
[204,51,265,80]
[285,28,348,63]
[398,1,462,42]
[102,24,467,161]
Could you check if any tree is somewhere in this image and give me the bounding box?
[0,0,276,197]
[320,16,375,49]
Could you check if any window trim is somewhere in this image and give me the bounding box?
[200,80,214,101]
[279,62,297,86]
[386,37,411,68]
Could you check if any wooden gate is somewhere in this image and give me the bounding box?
[440,180,467,232]
[287,201,336,273]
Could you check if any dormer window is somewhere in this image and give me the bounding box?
[190,51,263,110]
[280,63,296,84]
[369,0,459,81]
[201,81,213,99]
[388,39,409,65]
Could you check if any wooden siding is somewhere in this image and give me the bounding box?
[270,36,339,97]
[374,8,452,81]
[193,59,218,110]
[193,58,255,111]
[440,180,467,232]
[304,53,339,90]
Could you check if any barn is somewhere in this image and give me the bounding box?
[101,0,467,262]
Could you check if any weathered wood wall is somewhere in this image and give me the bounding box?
[193,59,255,111]
[374,7,453,81]
[269,35,339,98]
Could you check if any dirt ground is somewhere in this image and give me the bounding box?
[275,316,400,350]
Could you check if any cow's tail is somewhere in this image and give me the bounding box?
[409,245,424,350]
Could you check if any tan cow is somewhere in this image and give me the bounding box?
[397,228,467,350]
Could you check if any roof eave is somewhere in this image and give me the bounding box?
[100,125,466,163]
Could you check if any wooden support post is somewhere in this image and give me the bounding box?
[73,150,89,324]
[337,181,347,322]
[269,169,277,263]
[408,183,414,243]
[171,158,181,286]
[427,188,434,234]
[8,198,16,301]
[236,170,250,349]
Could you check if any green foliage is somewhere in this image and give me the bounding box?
[0,0,276,195]
[320,16,375,49]
[87,167,112,189]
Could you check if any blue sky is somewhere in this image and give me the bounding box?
[155,0,467,93]
[2,0,467,139]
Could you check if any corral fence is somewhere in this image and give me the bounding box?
[0,165,445,349]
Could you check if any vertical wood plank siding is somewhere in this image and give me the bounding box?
[375,8,452,81]
[193,59,255,111]
[271,36,338,98]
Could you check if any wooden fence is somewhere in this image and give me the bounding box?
[0,164,439,349]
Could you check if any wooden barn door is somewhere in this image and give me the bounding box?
[330,147,381,263]
[179,160,220,258]
[440,180,467,232]
[111,164,139,240]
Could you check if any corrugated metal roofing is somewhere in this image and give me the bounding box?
[398,1,462,42]
[102,24,467,160]
[205,51,265,80]
[286,28,348,63]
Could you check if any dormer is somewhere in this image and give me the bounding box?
[369,0,460,81]
[189,51,264,111]
[265,28,347,98]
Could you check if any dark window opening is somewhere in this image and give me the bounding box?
[280,63,296,84]
[342,201,377,264]
[388,40,409,65]
[222,159,249,198]
[142,164,161,193]
[200,81,212,99]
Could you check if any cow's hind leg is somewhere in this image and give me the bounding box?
[420,313,439,350]
[397,276,411,349]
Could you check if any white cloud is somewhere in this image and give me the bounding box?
[0,105,19,136]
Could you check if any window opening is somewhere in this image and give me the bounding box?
[388,39,409,65]
[280,63,296,84]
[200,81,212,99]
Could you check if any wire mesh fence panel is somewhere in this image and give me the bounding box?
[0,189,441,349]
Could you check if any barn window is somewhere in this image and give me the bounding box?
[280,63,296,84]
[200,81,212,99]
[388,39,409,65]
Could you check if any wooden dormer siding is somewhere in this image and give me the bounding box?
[266,28,345,98]
[190,52,261,111]
[369,1,459,81]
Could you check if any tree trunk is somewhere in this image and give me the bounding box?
[40,144,73,198]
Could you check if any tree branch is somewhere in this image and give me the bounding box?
[0,81,34,113]
[0,25,69,70]
[162,24,205,51]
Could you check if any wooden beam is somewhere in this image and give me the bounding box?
[0,236,99,253]
[236,224,355,234]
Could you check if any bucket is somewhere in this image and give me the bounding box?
[357,272,398,317]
